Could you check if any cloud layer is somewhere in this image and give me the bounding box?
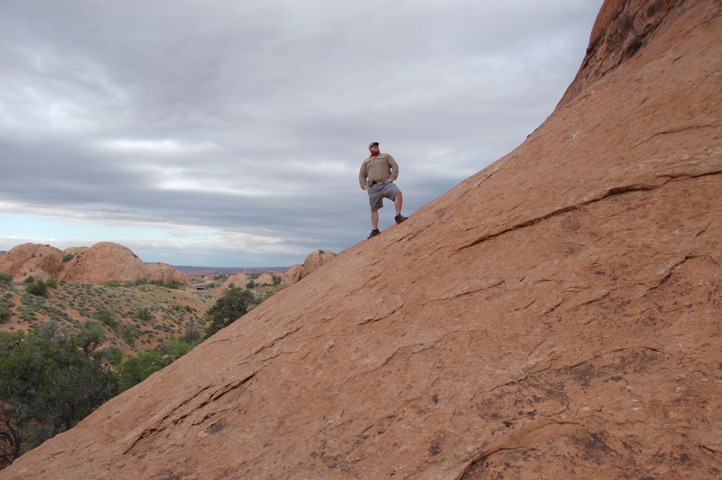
[0,0,603,266]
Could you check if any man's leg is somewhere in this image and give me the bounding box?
[371,209,379,230]
[393,192,407,224]
[394,192,403,216]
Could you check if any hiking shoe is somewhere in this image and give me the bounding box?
[395,214,407,224]
[367,229,381,239]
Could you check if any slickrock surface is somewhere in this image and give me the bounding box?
[3,1,720,478]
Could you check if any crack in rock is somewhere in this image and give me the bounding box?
[123,371,258,455]
[454,417,586,480]
[647,254,695,291]
[252,325,303,356]
[458,170,722,251]
[491,346,666,393]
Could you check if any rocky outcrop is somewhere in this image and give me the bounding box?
[299,249,337,279]
[57,242,149,284]
[559,0,687,108]
[223,272,251,289]
[61,246,89,258]
[3,1,720,478]
[0,243,64,281]
[146,263,191,286]
[282,263,303,285]
[284,250,338,284]
[0,242,189,286]
[254,272,277,286]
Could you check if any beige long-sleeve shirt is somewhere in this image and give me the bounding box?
[358,153,399,189]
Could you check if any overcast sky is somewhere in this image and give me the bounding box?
[0,0,603,267]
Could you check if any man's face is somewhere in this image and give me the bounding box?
[369,145,380,155]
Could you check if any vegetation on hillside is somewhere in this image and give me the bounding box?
[3,279,213,351]
[0,322,195,467]
[0,274,283,468]
[204,286,259,338]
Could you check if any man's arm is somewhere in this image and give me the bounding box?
[386,154,399,182]
[359,161,370,190]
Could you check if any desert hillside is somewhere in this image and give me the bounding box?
[2,1,720,478]
[0,242,288,353]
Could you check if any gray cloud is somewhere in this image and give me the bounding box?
[0,0,603,266]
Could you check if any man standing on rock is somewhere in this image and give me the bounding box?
[359,141,407,239]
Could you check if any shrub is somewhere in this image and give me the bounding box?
[25,281,48,298]
[0,303,11,323]
[106,280,120,288]
[92,308,118,331]
[62,254,74,263]
[0,273,12,285]
[122,325,140,347]
[137,307,152,322]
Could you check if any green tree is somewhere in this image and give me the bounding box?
[204,287,257,338]
[117,338,192,391]
[118,350,164,391]
[0,323,118,461]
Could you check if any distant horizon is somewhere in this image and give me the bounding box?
[0,244,294,271]
[173,265,289,273]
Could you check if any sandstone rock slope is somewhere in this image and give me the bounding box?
[3,1,720,478]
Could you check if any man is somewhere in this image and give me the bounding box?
[359,141,407,239]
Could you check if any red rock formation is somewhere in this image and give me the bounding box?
[146,263,190,286]
[282,263,303,285]
[299,249,337,280]
[0,243,64,281]
[0,242,189,287]
[222,272,251,288]
[282,250,338,285]
[58,242,149,284]
[61,246,89,258]
[3,1,720,478]
[254,272,276,286]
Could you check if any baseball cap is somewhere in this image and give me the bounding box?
[368,141,379,148]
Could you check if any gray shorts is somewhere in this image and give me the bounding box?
[368,182,401,211]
